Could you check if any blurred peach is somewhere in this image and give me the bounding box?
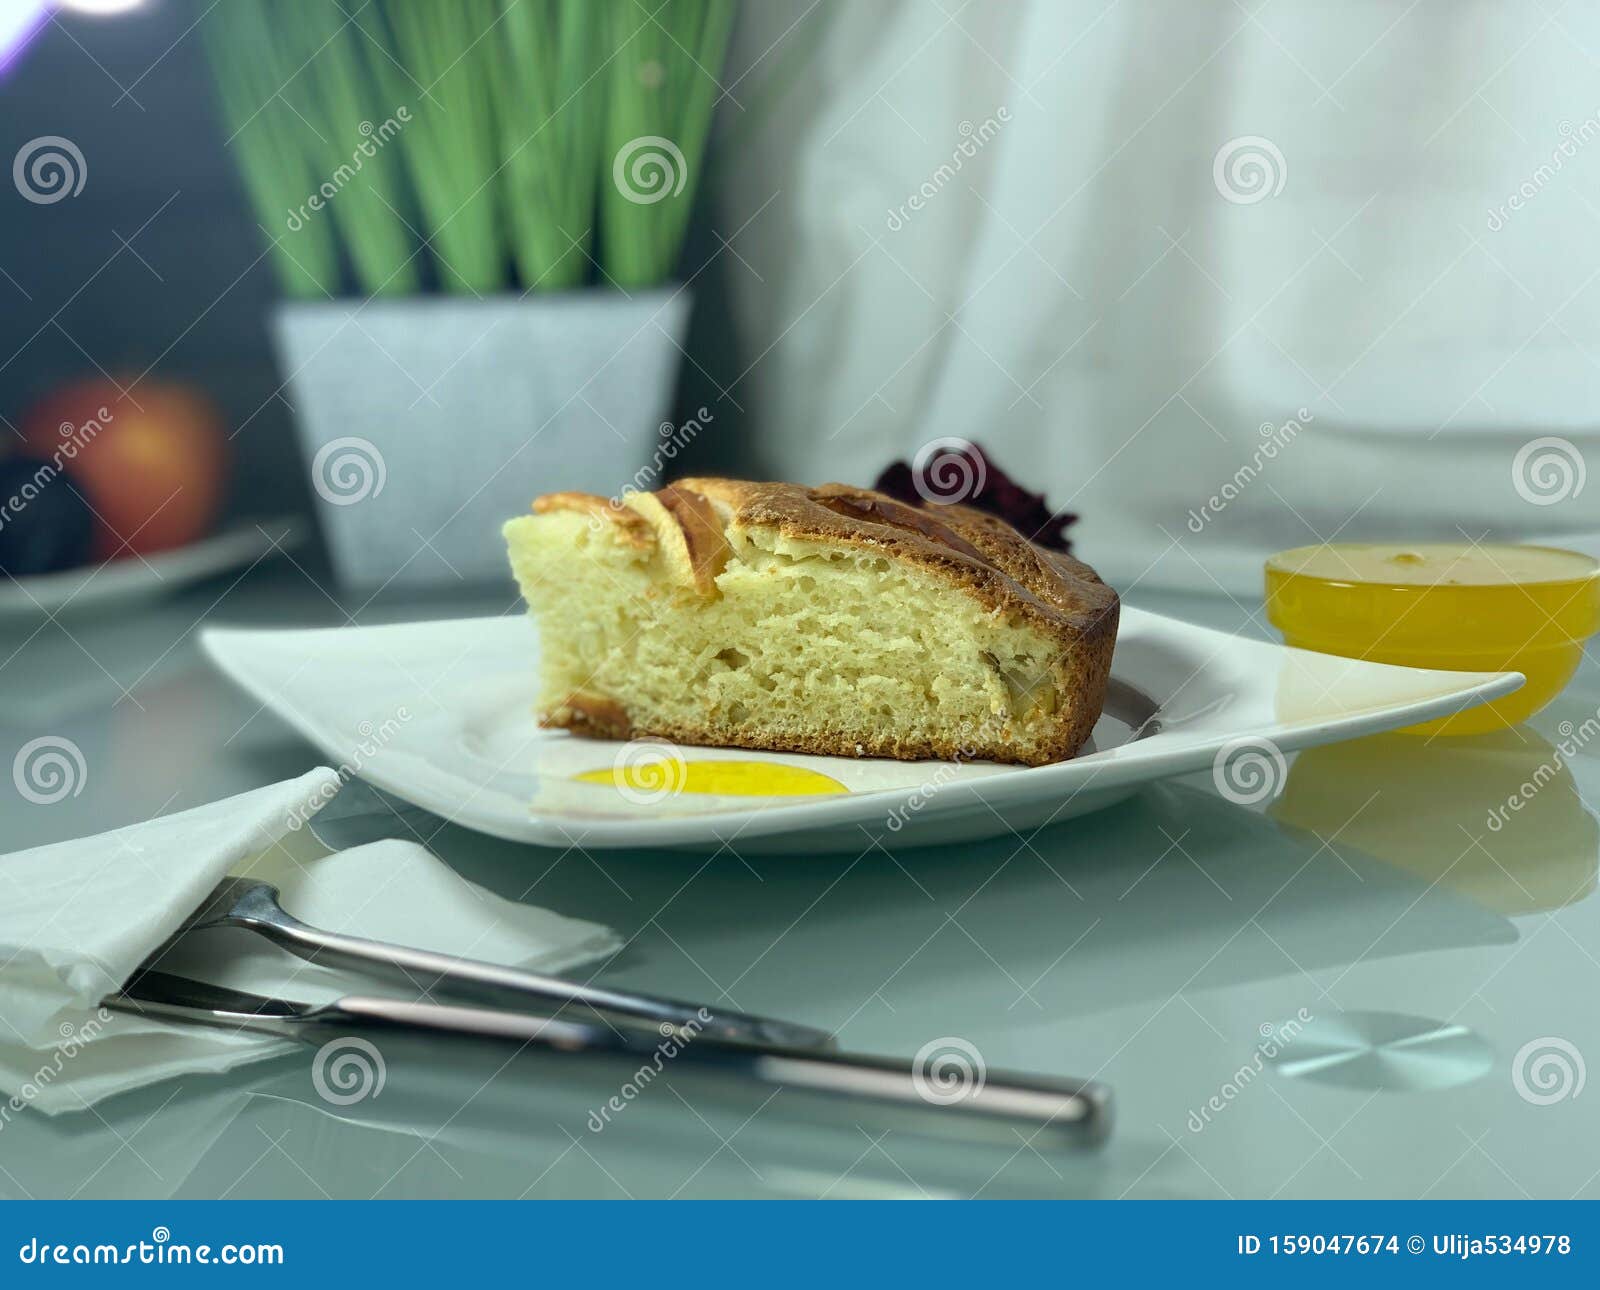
[22,377,229,560]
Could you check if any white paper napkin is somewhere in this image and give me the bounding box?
[0,768,620,1115]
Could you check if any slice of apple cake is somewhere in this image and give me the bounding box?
[503,479,1119,766]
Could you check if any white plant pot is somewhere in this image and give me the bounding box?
[272,289,690,588]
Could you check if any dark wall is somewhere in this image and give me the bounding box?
[0,3,311,521]
[0,2,759,539]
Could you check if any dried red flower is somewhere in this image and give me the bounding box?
[873,441,1077,552]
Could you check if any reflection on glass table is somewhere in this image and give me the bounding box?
[0,778,1544,1200]
[1,579,1596,1200]
[1273,728,1598,915]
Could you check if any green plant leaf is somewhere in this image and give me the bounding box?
[601,0,737,288]
[199,0,740,297]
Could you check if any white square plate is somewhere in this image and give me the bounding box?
[201,609,1520,854]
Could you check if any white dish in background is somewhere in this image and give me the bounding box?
[200,608,1521,854]
[0,518,303,622]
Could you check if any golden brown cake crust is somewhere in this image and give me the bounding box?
[654,484,731,594]
[532,492,654,548]
[529,478,1120,765]
[546,691,634,739]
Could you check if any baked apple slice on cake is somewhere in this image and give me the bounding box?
[503,479,1118,766]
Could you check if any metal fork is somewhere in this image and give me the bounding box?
[160,876,833,1051]
[107,970,1112,1149]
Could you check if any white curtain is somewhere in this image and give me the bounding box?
[722,0,1600,594]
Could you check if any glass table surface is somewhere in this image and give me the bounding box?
[1,567,1595,1200]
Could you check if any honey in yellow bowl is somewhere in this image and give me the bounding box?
[1265,543,1600,735]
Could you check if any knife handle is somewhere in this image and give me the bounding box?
[330,996,1111,1149]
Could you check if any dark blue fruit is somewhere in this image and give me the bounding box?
[0,456,94,577]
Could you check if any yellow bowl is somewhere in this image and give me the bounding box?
[1265,543,1600,735]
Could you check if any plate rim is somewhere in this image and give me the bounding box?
[200,607,1524,848]
[0,516,303,617]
